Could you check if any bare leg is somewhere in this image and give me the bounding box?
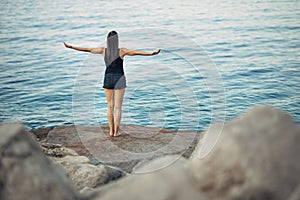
[114,88,125,137]
[104,89,115,136]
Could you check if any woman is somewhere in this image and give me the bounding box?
[64,31,161,137]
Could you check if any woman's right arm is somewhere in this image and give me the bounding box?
[63,42,104,54]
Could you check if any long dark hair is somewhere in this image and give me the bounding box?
[105,31,119,66]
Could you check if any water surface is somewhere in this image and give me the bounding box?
[0,0,299,130]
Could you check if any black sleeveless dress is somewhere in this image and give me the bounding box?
[103,49,127,89]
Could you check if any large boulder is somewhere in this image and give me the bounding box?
[85,155,206,200]
[0,123,80,200]
[190,105,300,200]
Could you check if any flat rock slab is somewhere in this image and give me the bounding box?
[42,125,201,172]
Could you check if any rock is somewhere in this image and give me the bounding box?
[190,105,300,200]
[80,186,95,194]
[0,123,80,200]
[46,125,81,145]
[53,155,90,164]
[85,155,206,200]
[40,142,79,157]
[46,125,90,156]
[53,155,126,191]
[30,127,53,141]
[288,184,300,200]
[45,125,201,172]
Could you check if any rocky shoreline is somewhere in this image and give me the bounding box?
[1,105,299,200]
[31,124,202,172]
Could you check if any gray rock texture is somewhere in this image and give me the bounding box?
[190,105,300,200]
[39,141,126,192]
[44,125,201,172]
[85,156,206,200]
[2,105,299,200]
[0,123,80,200]
[53,155,126,191]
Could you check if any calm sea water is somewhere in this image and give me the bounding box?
[0,0,299,131]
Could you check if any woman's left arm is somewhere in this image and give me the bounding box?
[122,48,161,56]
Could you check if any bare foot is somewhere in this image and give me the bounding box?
[109,131,114,137]
[113,132,121,137]
[114,125,120,137]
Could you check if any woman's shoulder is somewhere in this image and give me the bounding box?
[119,48,127,59]
[120,47,135,54]
[120,47,130,54]
[120,47,129,52]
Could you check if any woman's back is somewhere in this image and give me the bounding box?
[104,48,124,75]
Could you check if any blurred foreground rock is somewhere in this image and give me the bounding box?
[84,156,206,200]
[0,123,79,200]
[190,105,300,200]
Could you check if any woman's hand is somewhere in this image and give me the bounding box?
[152,49,161,55]
[63,42,72,48]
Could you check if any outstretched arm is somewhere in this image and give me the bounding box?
[122,48,161,56]
[63,42,104,54]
